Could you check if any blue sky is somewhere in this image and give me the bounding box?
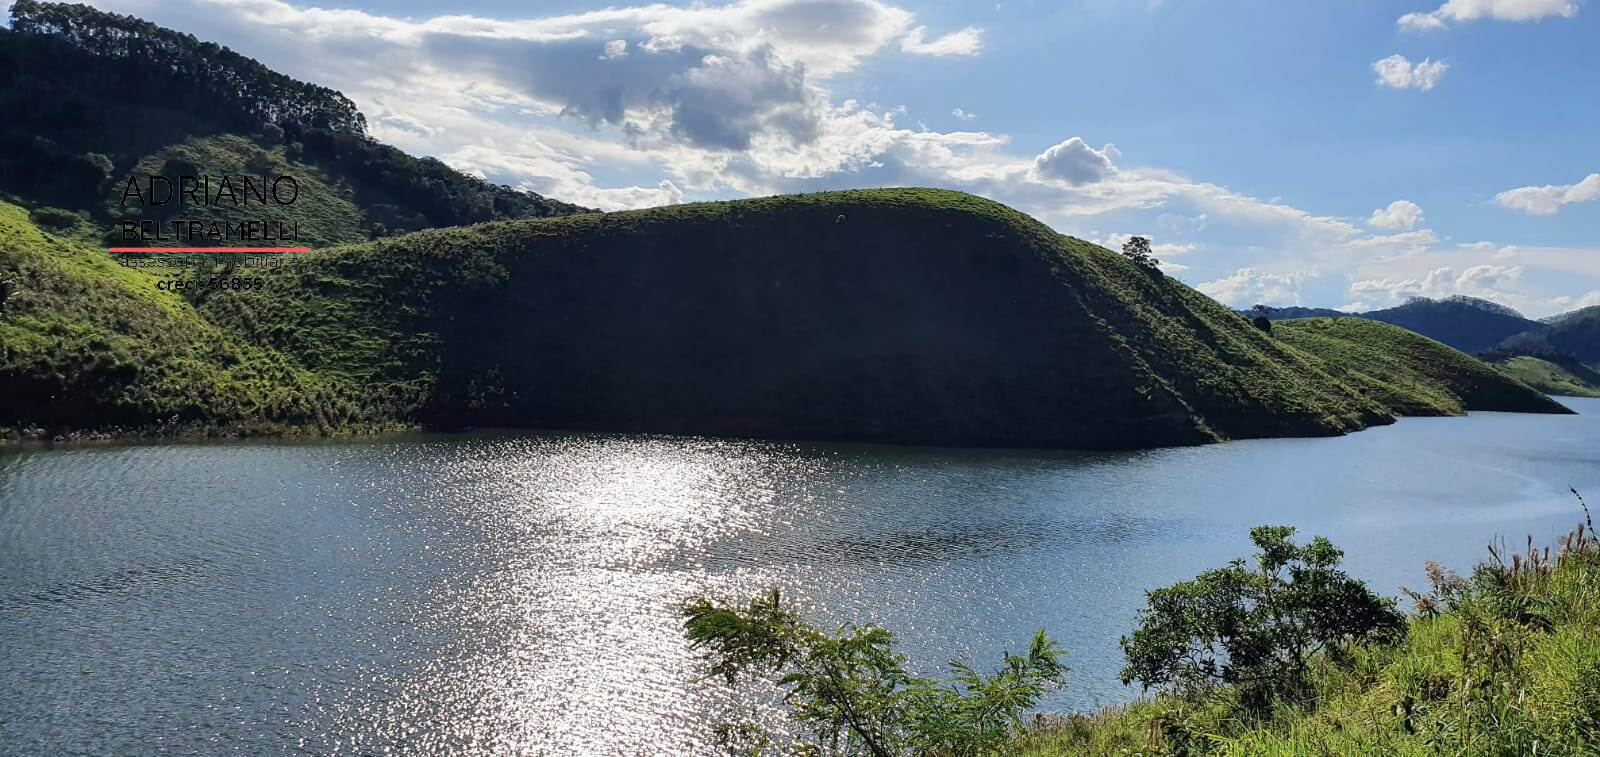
[50,0,1600,315]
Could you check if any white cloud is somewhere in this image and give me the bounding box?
[1156,213,1207,233]
[1197,268,1320,307]
[1494,173,1600,215]
[1367,200,1425,230]
[951,107,977,121]
[1346,264,1525,310]
[1399,0,1580,30]
[600,39,628,59]
[1344,228,1440,253]
[900,26,983,56]
[1372,55,1450,90]
[1032,137,1119,186]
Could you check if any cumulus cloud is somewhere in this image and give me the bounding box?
[88,0,985,204]
[951,107,977,120]
[1197,268,1320,307]
[900,26,983,56]
[1372,55,1449,90]
[76,0,1402,244]
[1399,0,1580,30]
[1032,137,1120,186]
[1494,173,1600,215]
[1346,264,1525,310]
[1367,200,1425,230]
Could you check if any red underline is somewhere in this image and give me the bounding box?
[107,248,312,253]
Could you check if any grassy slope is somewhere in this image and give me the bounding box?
[0,188,1567,444]
[0,200,407,436]
[192,188,1398,449]
[1017,525,1600,755]
[1493,355,1600,399]
[118,134,369,248]
[1274,317,1572,415]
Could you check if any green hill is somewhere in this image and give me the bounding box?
[1,187,1569,446]
[0,1,589,248]
[184,189,1405,449]
[1519,305,1600,364]
[0,201,405,435]
[1492,355,1600,399]
[1235,305,1350,320]
[1272,317,1570,415]
[1360,296,1543,354]
[0,5,1568,446]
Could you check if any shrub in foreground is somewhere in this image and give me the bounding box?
[1119,525,1406,706]
[1021,503,1600,755]
[682,589,1066,756]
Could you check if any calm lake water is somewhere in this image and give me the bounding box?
[4,398,1600,754]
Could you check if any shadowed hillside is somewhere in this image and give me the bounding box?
[0,1,589,246]
[186,190,1571,447]
[1,189,1571,445]
[1360,296,1543,354]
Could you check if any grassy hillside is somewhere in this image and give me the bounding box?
[1274,317,1571,415]
[1493,355,1600,399]
[181,188,1406,450]
[2,189,1569,445]
[0,200,410,437]
[118,135,369,248]
[1018,521,1600,755]
[0,3,588,245]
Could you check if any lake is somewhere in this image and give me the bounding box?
[4,398,1599,754]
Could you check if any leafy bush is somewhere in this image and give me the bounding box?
[28,206,79,228]
[1025,504,1600,755]
[1119,526,1405,704]
[683,588,1067,756]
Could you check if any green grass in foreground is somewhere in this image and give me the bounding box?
[1016,517,1600,756]
[1493,355,1600,399]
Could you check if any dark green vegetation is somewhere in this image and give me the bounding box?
[1245,297,1600,396]
[692,516,1600,756]
[1239,304,1349,321]
[1360,295,1542,354]
[1480,309,1600,397]
[683,590,1067,755]
[0,188,1572,445]
[1019,512,1600,755]
[0,201,409,436]
[0,1,587,247]
[1273,317,1571,415]
[1118,526,1405,705]
[187,188,1417,449]
[1502,306,1600,365]
[0,1,1572,446]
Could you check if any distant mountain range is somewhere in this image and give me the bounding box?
[1239,296,1600,397]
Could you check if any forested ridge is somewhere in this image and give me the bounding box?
[0,0,589,239]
